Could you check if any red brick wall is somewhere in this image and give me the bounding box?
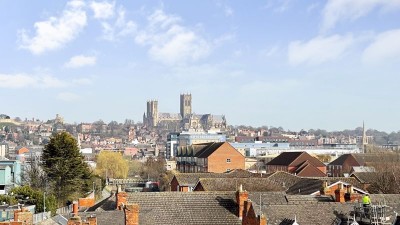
[79,198,95,208]
[180,186,189,192]
[207,143,245,173]
[318,166,327,174]
[125,204,139,225]
[116,192,128,210]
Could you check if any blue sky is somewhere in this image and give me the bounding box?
[1,0,400,132]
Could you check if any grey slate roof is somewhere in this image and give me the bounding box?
[196,177,285,192]
[126,192,241,225]
[265,171,302,188]
[172,169,260,186]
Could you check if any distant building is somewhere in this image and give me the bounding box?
[178,132,226,147]
[0,144,8,159]
[327,154,365,177]
[0,160,21,194]
[166,132,179,159]
[266,152,327,177]
[143,94,227,132]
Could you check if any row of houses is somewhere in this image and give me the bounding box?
[175,141,379,178]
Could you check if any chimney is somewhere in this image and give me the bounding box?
[67,202,82,225]
[335,183,345,203]
[86,215,97,225]
[73,201,79,216]
[116,185,128,210]
[345,185,361,202]
[124,204,139,225]
[236,184,248,220]
[259,214,267,225]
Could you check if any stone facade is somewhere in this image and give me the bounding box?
[143,94,227,132]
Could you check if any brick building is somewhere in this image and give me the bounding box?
[266,152,326,177]
[327,154,364,177]
[176,142,245,173]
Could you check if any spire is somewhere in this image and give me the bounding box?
[362,121,367,152]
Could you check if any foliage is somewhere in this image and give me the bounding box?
[315,154,331,163]
[10,186,57,215]
[159,171,175,191]
[0,195,18,205]
[140,157,166,181]
[95,151,129,179]
[42,131,92,205]
[128,160,143,178]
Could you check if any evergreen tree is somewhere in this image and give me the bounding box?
[42,131,92,205]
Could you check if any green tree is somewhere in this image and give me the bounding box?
[42,131,92,205]
[10,186,57,215]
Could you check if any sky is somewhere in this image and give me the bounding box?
[0,0,400,132]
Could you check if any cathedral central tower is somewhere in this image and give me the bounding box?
[180,94,192,119]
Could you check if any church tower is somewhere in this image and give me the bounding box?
[146,100,158,127]
[180,94,192,119]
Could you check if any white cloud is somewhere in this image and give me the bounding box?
[64,55,97,68]
[0,73,92,89]
[100,6,137,41]
[321,0,400,32]
[57,92,81,102]
[0,74,68,88]
[362,29,400,64]
[90,1,115,19]
[224,6,234,17]
[264,0,293,13]
[18,0,87,54]
[288,34,354,65]
[135,9,210,65]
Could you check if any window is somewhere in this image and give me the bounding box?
[226,168,231,172]
[226,158,231,163]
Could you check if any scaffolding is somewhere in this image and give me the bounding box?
[351,203,393,225]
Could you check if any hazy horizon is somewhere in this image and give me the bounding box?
[1,1,399,132]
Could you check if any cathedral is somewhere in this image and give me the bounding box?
[143,94,227,132]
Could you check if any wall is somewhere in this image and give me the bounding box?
[207,143,245,173]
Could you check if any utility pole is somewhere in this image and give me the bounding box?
[43,191,46,220]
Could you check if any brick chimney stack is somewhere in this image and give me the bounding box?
[335,183,345,203]
[236,184,248,220]
[67,202,82,225]
[116,185,128,210]
[259,214,267,225]
[124,204,139,225]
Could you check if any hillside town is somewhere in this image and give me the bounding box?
[1,0,400,224]
[0,94,400,224]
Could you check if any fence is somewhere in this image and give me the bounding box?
[33,211,51,224]
[56,204,72,215]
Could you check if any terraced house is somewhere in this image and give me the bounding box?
[176,142,245,173]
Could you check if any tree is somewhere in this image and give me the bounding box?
[42,132,92,205]
[95,151,129,179]
[21,158,46,189]
[140,157,166,181]
[10,186,57,215]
